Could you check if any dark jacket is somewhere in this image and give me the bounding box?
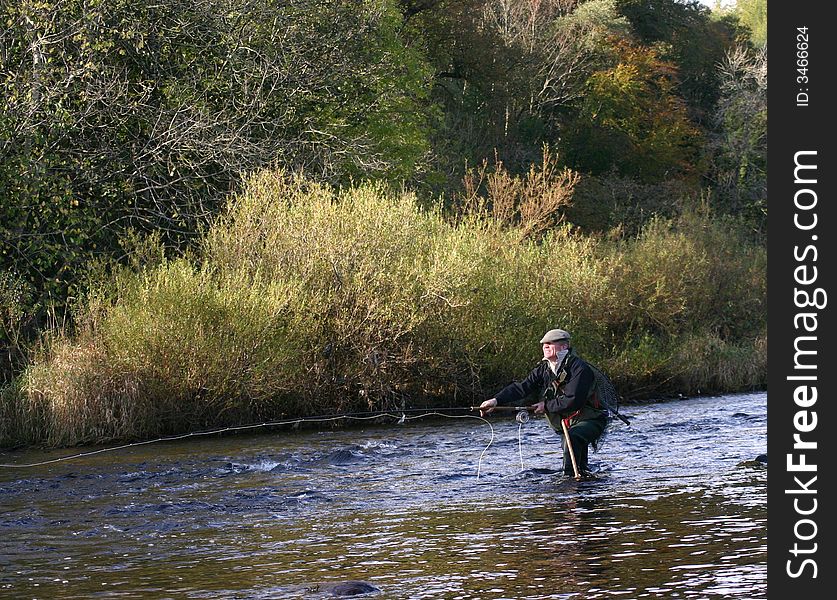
[495,348,604,424]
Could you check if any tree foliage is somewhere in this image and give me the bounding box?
[707,43,767,234]
[409,0,633,176]
[731,0,766,47]
[1,0,767,386]
[615,0,747,120]
[563,39,702,180]
[1,0,434,339]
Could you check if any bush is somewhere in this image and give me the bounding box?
[5,169,766,447]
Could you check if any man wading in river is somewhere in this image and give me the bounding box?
[479,328,609,477]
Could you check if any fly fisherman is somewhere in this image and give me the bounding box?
[479,328,608,477]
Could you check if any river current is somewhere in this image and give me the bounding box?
[0,392,766,599]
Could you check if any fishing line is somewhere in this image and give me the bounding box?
[517,422,525,471]
[515,409,530,472]
[0,409,496,478]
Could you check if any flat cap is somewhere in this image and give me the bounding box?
[539,328,571,344]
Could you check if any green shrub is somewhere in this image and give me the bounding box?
[6,169,766,447]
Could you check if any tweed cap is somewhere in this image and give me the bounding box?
[539,328,571,344]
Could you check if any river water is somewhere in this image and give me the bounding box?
[0,392,766,599]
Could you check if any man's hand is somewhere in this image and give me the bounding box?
[479,398,497,417]
[531,400,546,414]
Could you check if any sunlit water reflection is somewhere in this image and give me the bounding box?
[0,392,766,598]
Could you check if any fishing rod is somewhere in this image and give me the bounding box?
[469,405,541,426]
[469,405,536,412]
[471,403,631,425]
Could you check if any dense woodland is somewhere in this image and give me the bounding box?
[1,0,767,446]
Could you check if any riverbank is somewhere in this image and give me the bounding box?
[0,170,766,449]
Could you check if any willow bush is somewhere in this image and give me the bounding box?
[4,170,766,447]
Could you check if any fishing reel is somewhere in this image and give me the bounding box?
[515,409,530,424]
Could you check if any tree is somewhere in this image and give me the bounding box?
[732,0,766,47]
[707,44,767,234]
[615,0,747,122]
[1,0,435,336]
[405,0,631,177]
[562,40,702,180]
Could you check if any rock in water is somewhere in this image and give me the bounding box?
[320,581,380,596]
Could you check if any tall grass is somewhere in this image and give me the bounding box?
[2,170,766,447]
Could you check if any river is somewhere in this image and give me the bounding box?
[0,391,766,599]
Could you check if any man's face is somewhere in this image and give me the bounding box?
[542,341,565,361]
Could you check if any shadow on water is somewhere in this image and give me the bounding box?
[0,392,766,599]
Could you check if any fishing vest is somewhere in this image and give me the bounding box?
[544,349,605,426]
